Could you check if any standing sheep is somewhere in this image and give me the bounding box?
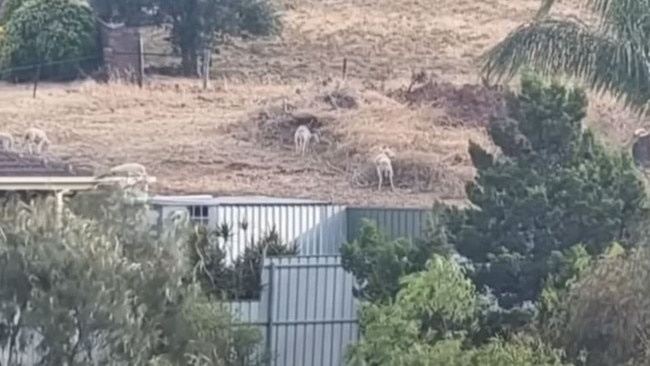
[294,125,320,156]
[374,146,396,191]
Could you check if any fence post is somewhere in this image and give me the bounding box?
[265,262,275,365]
[202,48,211,90]
[32,64,41,98]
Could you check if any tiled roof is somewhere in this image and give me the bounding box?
[0,150,95,177]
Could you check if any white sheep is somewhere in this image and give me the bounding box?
[23,127,50,155]
[294,125,320,155]
[107,162,148,177]
[374,146,396,191]
[0,132,15,151]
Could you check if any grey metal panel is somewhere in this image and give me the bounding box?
[214,204,347,260]
[259,256,358,366]
[346,207,430,243]
[294,205,347,255]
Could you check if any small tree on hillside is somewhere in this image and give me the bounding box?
[0,0,100,82]
[452,73,649,314]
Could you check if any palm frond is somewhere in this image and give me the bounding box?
[480,18,650,113]
[535,0,557,20]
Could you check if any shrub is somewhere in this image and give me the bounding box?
[0,0,100,82]
[0,0,24,24]
[188,223,299,300]
[0,190,264,364]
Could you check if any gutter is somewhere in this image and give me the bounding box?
[0,176,157,191]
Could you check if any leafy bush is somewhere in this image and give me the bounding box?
[0,0,24,24]
[346,255,570,366]
[188,223,299,300]
[0,190,263,364]
[341,204,456,303]
[0,0,100,81]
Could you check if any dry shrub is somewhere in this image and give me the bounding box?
[390,80,505,127]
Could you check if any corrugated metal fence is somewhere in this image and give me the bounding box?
[346,207,430,243]
[153,202,433,366]
[229,255,358,366]
[156,203,431,255]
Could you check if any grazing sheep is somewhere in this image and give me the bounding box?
[107,162,148,177]
[374,147,396,191]
[23,127,50,155]
[632,128,650,170]
[294,125,319,155]
[0,132,15,151]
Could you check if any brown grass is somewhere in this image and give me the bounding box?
[0,0,641,207]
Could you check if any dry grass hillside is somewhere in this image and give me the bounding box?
[0,0,640,207]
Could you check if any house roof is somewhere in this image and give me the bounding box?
[0,150,95,177]
[149,194,331,206]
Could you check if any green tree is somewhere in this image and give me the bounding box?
[0,190,263,365]
[480,0,650,111]
[340,204,455,304]
[452,74,648,314]
[0,0,24,24]
[0,0,100,82]
[346,255,570,366]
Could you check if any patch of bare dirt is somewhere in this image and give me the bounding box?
[391,81,505,127]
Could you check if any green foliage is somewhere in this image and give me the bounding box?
[0,190,262,365]
[0,0,100,81]
[188,223,298,300]
[346,255,570,366]
[452,73,648,315]
[543,246,650,366]
[0,0,24,24]
[480,0,650,111]
[341,204,455,303]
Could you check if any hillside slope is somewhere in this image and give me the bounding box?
[0,0,637,207]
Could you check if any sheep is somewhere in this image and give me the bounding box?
[107,162,148,177]
[374,146,396,191]
[0,132,15,151]
[632,128,650,171]
[294,125,320,155]
[23,128,50,155]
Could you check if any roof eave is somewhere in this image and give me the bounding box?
[0,176,157,191]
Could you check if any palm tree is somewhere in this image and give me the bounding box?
[481,0,650,112]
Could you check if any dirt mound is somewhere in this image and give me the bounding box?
[392,81,505,127]
[252,108,338,152]
[321,89,359,109]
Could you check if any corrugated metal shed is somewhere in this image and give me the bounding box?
[151,195,346,258]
